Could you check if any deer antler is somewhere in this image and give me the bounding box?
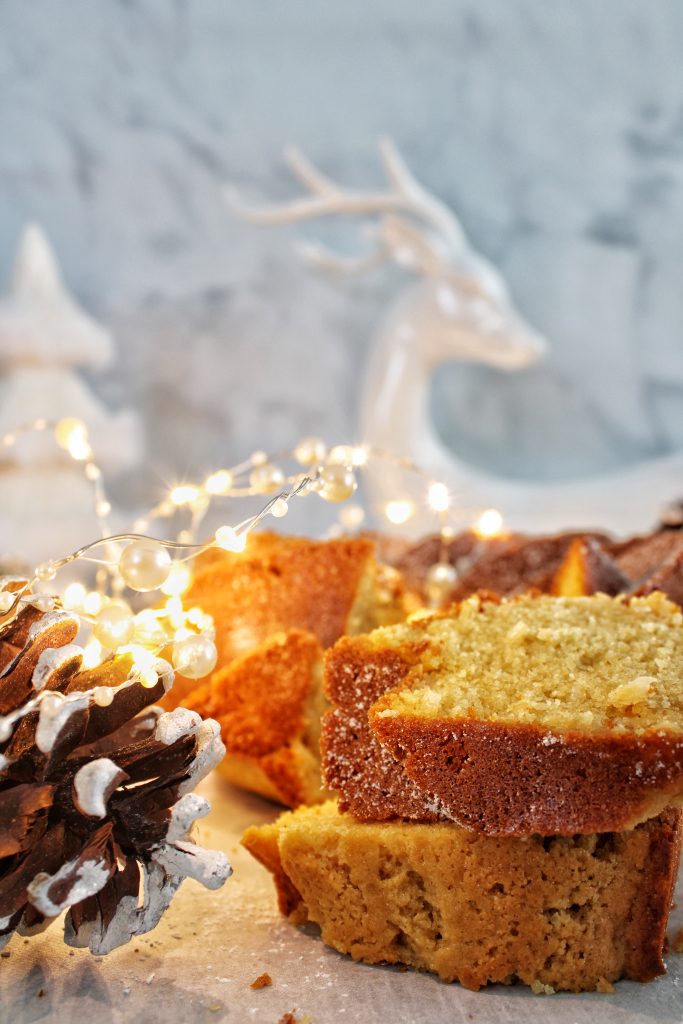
[227,139,471,275]
[377,138,467,252]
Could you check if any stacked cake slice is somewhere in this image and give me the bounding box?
[244,592,683,992]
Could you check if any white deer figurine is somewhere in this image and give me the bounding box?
[233,140,683,536]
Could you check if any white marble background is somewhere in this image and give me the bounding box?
[2,0,683,510]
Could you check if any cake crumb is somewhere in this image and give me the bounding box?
[607,676,654,708]
[250,972,273,989]
[530,979,555,995]
[596,977,615,993]
[672,928,683,953]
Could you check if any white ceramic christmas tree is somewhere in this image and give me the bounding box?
[0,224,142,565]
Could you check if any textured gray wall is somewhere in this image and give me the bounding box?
[2,0,683,509]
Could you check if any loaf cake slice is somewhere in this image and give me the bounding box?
[168,533,406,806]
[165,532,405,710]
[243,801,682,992]
[184,629,328,806]
[324,592,683,834]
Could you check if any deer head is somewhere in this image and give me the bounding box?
[229,139,547,373]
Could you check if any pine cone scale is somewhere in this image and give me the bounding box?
[0,782,53,857]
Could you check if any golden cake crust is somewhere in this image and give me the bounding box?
[243,802,682,992]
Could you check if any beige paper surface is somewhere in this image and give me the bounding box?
[1,773,681,1024]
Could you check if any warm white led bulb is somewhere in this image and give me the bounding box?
[205,469,233,495]
[55,417,91,460]
[428,482,450,513]
[160,561,193,597]
[384,499,415,525]
[215,526,247,552]
[474,508,504,539]
[94,605,135,649]
[170,484,200,506]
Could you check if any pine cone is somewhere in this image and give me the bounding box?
[0,577,231,954]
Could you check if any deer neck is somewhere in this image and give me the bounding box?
[359,310,442,461]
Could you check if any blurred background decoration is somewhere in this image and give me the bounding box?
[2,1,683,537]
[0,224,141,563]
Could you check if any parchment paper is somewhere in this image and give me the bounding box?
[1,773,680,1024]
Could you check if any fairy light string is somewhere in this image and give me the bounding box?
[0,421,506,750]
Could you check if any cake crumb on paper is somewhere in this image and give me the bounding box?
[530,979,555,995]
[596,977,615,993]
[672,928,683,953]
[250,971,273,989]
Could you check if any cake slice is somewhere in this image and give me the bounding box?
[184,630,328,807]
[165,532,406,711]
[324,592,683,834]
[168,533,406,806]
[243,801,682,992]
[550,537,632,597]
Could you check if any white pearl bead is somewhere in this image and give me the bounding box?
[327,444,355,466]
[138,667,159,689]
[119,541,172,592]
[317,464,357,503]
[93,605,135,649]
[425,562,457,607]
[270,497,289,519]
[249,463,285,494]
[295,436,327,466]
[172,635,218,679]
[35,561,57,582]
[93,686,114,707]
[339,504,365,529]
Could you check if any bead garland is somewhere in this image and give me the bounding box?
[0,419,510,746]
